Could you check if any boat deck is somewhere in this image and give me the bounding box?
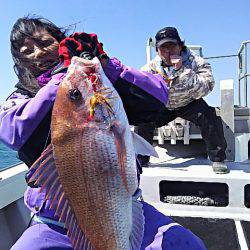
[139,142,250,249]
[171,216,250,249]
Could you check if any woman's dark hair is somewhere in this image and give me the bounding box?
[10,16,67,96]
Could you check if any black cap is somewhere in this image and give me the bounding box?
[155,27,182,47]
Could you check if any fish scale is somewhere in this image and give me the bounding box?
[53,126,134,249]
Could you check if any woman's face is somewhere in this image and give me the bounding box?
[19,29,59,76]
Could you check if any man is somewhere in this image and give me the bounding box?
[137,26,228,174]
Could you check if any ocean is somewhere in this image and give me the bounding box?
[0,142,21,170]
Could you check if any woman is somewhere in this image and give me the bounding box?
[0,16,206,249]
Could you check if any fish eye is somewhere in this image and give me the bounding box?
[69,88,81,101]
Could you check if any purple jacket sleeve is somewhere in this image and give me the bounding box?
[102,57,169,105]
[0,73,65,151]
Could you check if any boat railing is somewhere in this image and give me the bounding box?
[238,40,250,107]
[0,161,21,173]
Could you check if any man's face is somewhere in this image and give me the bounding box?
[157,42,182,66]
[19,29,59,76]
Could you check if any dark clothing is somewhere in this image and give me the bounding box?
[19,109,52,168]
[114,77,167,125]
[135,123,155,166]
[137,99,227,164]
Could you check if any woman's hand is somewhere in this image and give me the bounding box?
[58,32,108,66]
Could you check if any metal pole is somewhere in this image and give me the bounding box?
[244,44,248,106]
[146,38,152,64]
[220,79,235,161]
[238,53,241,106]
[237,41,250,107]
[204,54,237,60]
[199,47,203,57]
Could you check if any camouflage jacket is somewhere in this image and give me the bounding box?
[141,49,215,109]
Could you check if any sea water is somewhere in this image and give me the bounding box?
[0,142,20,170]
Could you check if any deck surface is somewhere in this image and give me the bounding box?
[171,216,240,250]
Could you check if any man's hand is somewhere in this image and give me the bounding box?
[170,55,182,71]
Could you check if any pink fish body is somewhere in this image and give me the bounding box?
[29,57,144,250]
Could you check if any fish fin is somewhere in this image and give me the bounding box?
[28,144,53,183]
[28,144,93,250]
[28,145,57,186]
[130,194,145,250]
[66,213,93,250]
[131,131,159,158]
[111,121,129,192]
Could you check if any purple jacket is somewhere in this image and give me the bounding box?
[0,73,64,150]
[0,57,168,151]
[11,188,205,250]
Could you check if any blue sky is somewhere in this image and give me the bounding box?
[0,0,249,106]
